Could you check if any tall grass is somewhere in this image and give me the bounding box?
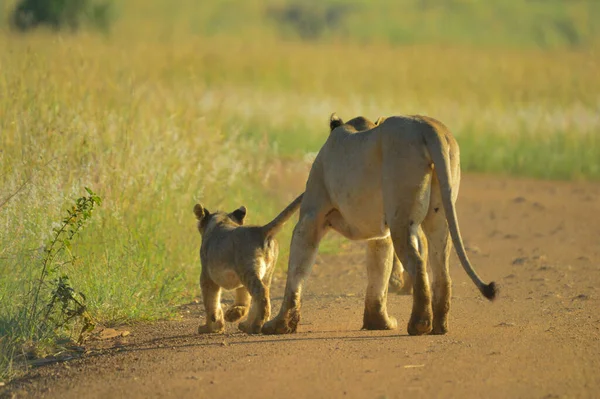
[0,33,294,379]
[1,0,599,382]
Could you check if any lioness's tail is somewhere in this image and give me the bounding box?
[423,128,498,301]
[261,193,304,238]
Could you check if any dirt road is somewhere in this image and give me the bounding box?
[4,173,600,399]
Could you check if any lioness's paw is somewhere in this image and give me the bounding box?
[407,317,432,336]
[261,317,295,335]
[385,316,398,330]
[225,306,248,322]
[432,319,448,335]
[363,315,398,330]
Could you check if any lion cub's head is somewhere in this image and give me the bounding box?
[193,203,247,235]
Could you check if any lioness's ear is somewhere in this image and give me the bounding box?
[193,204,209,220]
[231,206,247,225]
[375,116,386,126]
[330,112,343,131]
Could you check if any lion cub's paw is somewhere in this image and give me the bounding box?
[225,306,248,322]
[238,321,262,335]
[198,323,224,334]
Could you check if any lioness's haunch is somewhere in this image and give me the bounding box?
[262,113,497,336]
[194,194,303,334]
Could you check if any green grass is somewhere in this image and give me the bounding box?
[5,0,600,48]
[1,0,600,382]
[459,130,599,180]
[109,0,600,49]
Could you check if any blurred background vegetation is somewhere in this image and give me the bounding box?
[4,0,600,47]
[1,0,598,381]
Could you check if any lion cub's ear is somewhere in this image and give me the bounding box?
[230,206,247,225]
[193,204,209,220]
[330,112,344,131]
[374,116,386,126]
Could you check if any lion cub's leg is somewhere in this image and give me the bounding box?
[238,275,270,334]
[198,273,225,334]
[263,241,278,289]
[362,237,398,330]
[225,287,251,322]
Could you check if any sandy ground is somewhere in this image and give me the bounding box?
[3,173,600,399]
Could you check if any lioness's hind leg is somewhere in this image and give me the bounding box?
[384,165,433,335]
[391,227,432,336]
[388,233,426,296]
[198,273,225,334]
[423,196,452,335]
[225,287,251,322]
[363,237,397,330]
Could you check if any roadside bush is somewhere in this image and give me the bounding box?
[10,0,112,32]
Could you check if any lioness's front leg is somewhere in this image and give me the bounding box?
[363,237,397,330]
[198,273,225,334]
[262,210,327,334]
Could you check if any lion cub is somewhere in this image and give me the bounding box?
[193,194,303,334]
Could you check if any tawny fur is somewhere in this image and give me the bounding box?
[193,194,303,334]
[335,115,421,296]
[262,113,497,336]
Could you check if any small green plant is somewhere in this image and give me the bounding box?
[29,187,101,343]
[0,187,101,381]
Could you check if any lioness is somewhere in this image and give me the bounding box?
[346,115,420,295]
[320,115,419,295]
[193,194,303,334]
[262,114,497,336]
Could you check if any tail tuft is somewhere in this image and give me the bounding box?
[481,282,498,301]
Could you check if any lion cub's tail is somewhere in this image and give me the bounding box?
[261,193,304,238]
[423,128,498,301]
